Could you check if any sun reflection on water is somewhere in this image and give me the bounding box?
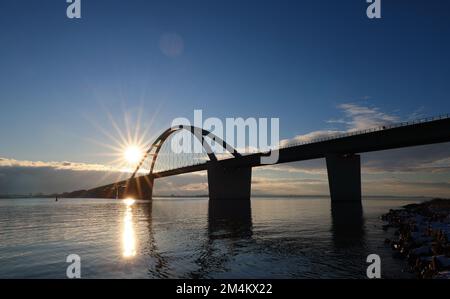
[122,198,136,258]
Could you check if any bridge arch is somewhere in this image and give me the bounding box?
[131,125,241,178]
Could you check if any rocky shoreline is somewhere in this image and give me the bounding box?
[382,198,450,279]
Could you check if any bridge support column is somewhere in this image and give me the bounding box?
[207,163,252,201]
[123,175,154,200]
[326,154,361,202]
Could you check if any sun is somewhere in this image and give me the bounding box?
[123,145,143,164]
[86,105,156,175]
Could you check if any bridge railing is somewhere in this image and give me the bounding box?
[279,113,450,150]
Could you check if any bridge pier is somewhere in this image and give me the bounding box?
[122,175,154,200]
[207,162,252,200]
[326,154,361,202]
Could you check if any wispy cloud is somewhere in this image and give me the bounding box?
[337,103,399,130]
[254,161,326,175]
[407,106,427,120]
[280,130,343,147]
[281,103,400,147]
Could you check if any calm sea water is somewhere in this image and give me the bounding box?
[0,197,425,279]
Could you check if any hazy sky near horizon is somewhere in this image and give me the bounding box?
[0,0,450,196]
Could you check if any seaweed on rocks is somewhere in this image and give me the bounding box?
[381,198,450,279]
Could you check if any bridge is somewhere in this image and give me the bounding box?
[66,114,450,202]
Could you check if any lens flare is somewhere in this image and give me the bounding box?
[84,105,159,178]
[123,146,143,164]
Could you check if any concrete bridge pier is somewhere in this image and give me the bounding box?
[207,162,252,200]
[123,175,154,200]
[326,154,361,202]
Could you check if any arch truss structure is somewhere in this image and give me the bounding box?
[131,125,241,178]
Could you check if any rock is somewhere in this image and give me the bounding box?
[434,271,450,279]
[381,198,450,279]
[433,255,450,271]
[411,245,431,256]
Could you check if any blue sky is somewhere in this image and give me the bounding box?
[0,0,450,196]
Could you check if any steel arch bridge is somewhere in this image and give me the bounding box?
[66,114,450,202]
[131,125,242,179]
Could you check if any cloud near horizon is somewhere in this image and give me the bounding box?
[0,157,129,195]
[0,157,118,172]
